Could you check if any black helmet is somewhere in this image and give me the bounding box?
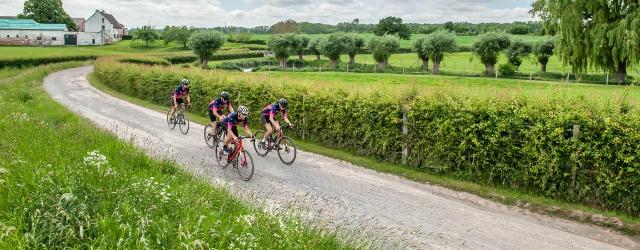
[278,98,288,107]
[221,91,230,100]
[181,79,189,85]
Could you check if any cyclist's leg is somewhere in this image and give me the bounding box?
[261,115,273,142]
[170,97,177,117]
[208,109,217,135]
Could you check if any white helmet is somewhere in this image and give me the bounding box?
[238,106,249,115]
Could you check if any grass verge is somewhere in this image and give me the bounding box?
[87,71,640,235]
[0,64,352,249]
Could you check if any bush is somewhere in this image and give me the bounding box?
[162,55,198,64]
[95,58,640,216]
[0,55,97,68]
[119,57,170,66]
[498,63,516,77]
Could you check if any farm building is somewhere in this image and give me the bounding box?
[0,18,104,46]
[85,10,126,44]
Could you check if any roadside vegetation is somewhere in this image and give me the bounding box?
[0,63,352,249]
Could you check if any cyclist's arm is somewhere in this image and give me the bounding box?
[212,107,223,120]
[269,112,280,130]
[186,95,191,105]
[227,124,237,140]
[172,94,178,107]
[283,112,292,125]
[228,103,234,113]
[242,123,252,138]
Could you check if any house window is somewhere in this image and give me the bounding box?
[25,35,28,38]
[92,39,95,45]
[102,18,104,23]
[37,37,42,40]
[52,37,57,41]
[16,35,18,38]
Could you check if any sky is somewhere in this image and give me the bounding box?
[1,0,537,28]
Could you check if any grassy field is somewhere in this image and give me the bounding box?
[250,33,547,48]
[0,63,352,249]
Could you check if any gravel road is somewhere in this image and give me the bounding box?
[43,66,639,249]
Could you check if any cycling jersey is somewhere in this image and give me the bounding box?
[208,98,231,113]
[221,112,248,130]
[172,86,190,99]
[261,103,288,120]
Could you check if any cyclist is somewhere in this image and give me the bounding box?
[221,106,254,155]
[259,98,293,147]
[208,91,234,137]
[169,79,191,119]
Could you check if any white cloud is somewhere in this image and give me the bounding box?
[0,0,536,28]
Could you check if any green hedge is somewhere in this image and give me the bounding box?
[162,55,198,64]
[0,55,97,68]
[94,58,640,215]
[162,52,265,65]
[119,57,171,66]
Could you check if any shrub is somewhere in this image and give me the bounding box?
[473,32,511,75]
[498,63,516,77]
[119,57,170,66]
[0,55,97,68]
[189,31,225,68]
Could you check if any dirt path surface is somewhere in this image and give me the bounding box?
[44,66,639,249]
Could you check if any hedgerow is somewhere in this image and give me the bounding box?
[94,58,640,215]
[0,55,97,68]
[119,57,171,66]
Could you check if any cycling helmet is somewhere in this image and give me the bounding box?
[221,91,230,100]
[181,79,190,85]
[238,106,249,116]
[278,98,288,107]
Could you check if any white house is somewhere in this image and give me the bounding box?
[85,10,126,44]
[0,18,104,46]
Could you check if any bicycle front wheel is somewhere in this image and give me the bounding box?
[252,130,269,157]
[204,125,215,148]
[166,110,176,130]
[236,149,254,181]
[214,141,229,169]
[277,137,297,165]
[178,113,190,135]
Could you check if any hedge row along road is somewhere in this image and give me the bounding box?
[44,66,638,249]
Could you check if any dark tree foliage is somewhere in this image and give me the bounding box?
[374,16,411,40]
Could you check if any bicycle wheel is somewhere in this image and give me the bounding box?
[178,113,190,135]
[252,130,270,157]
[236,149,254,181]
[204,125,215,148]
[214,141,229,169]
[277,137,297,165]
[166,110,176,130]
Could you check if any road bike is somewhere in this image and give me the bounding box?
[166,103,190,135]
[253,126,297,165]
[215,136,255,181]
[204,121,226,148]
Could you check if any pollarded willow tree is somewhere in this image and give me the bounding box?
[424,31,456,74]
[532,0,640,83]
[347,34,366,65]
[321,33,354,69]
[307,37,325,62]
[189,31,224,68]
[268,33,298,69]
[472,32,511,75]
[506,40,532,69]
[294,36,310,60]
[533,39,555,72]
[369,35,400,70]
[413,37,430,71]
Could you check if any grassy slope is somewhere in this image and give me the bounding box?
[0,64,351,249]
[87,71,640,235]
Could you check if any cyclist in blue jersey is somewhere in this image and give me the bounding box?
[259,98,293,147]
[169,79,191,119]
[221,106,254,155]
[208,91,234,136]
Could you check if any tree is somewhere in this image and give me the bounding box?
[532,0,640,83]
[508,24,530,35]
[163,26,193,49]
[134,26,160,47]
[294,36,310,60]
[190,31,224,68]
[413,37,430,71]
[424,31,456,74]
[347,34,365,65]
[268,33,297,69]
[472,32,511,75]
[307,37,325,62]
[368,35,400,70]
[506,40,532,69]
[533,39,555,72]
[18,0,76,31]
[270,19,297,34]
[374,16,411,40]
[321,33,354,69]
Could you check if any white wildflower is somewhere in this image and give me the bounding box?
[13,112,29,122]
[60,193,75,202]
[237,214,256,226]
[83,150,108,168]
[0,168,6,175]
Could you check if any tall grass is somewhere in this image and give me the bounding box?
[0,63,352,249]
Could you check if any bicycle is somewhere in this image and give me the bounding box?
[253,126,297,165]
[166,103,190,135]
[215,136,255,181]
[204,121,226,148]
